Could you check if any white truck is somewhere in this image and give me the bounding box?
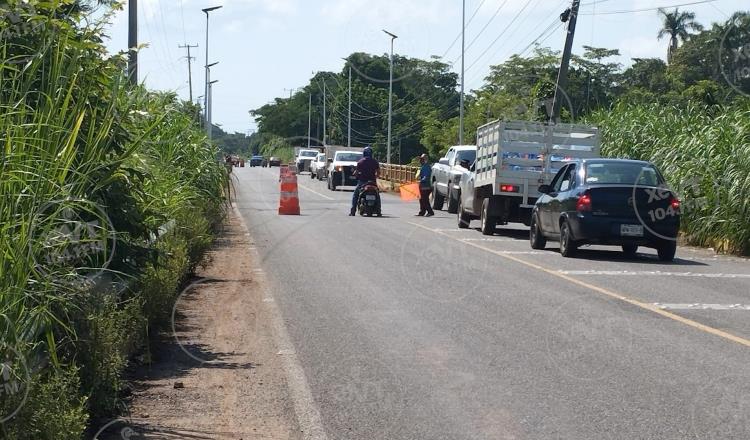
[430,145,477,214]
[327,149,365,191]
[457,120,600,234]
[295,149,320,173]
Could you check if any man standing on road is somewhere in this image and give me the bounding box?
[350,147,379,216]
[417,154,435,217]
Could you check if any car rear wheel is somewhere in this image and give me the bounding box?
[657,241,677,262]
[457,196,471,229]
[480,199,496,236]
[622,244,638,257]
[446,185,459,214]
[530,214,547,250]
[559,221,578,257]
[430,182,445,210]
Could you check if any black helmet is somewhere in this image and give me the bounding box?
[363,146,373,157]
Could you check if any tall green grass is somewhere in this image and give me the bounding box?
[592,101,750,254]
[1,2,227,437]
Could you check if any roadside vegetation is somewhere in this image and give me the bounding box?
[0,1,226,438]
[252,10,750,254]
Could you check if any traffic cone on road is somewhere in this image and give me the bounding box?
[278,166,301,215]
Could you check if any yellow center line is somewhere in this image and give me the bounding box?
[407,221,750,349]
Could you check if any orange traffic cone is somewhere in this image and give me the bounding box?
[279,166,301,215]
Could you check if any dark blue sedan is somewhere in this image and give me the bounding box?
[530,159,680,261]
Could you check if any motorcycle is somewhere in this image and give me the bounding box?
[357,182,382,217]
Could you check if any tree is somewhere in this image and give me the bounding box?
[658,8,703,63]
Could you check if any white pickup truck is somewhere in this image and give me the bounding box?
[327,150,364,191]
[457,120,600,234]
[429,145,477,214]
[295,149,320,173]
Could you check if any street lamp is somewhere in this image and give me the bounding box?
[202,5,222,136]
[208,79,219,138]
[383,29,398,164]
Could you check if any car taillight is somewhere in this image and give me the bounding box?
[670,196,681,214]
[335,166,342,172]
[499,184,519,193]
[576,192,592,212]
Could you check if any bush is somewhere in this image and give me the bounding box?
[592,100,750,254]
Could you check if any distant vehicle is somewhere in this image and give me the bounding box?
[295,149,319,173]
[310,153,327,180]
[327,151,363,191]
[268,157,281,167]
[430,145,477,214]
[458,120,600,235]
[531,159,680,261]
[249,155,264,167]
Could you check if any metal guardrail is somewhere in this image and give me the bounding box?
[380,164,419,184]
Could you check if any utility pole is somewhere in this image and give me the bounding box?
[322,79,327,146]
[348,64,352,148]
[284,88,295,99]
[307,93,312,148]
[551,0,580,124]
[383,29,398,164]
[178,43,198,102]
[459,0,465,145]
[128,0,137,84]
[206,62,218,139]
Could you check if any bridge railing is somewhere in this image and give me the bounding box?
[380,164,419,184]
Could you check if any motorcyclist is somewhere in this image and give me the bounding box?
[350,146,380,216]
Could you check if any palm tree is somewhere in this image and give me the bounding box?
[658,8,704,63]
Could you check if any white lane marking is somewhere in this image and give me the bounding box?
[297,184,335,200]
[233,206,329,440]
[655,303,750,311]
[559,270,750,279]
[460,237,517,242]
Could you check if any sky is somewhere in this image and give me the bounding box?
[100,0,747,134]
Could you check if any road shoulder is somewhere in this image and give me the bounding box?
[119,207,302,439]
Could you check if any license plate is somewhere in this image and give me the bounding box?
[620,224,644,237]
[365,195,376,201]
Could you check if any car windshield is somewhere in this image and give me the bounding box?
[317,155,325,161]
[584,162,663,186]
[300,151,317,157]
[252,156,263,160]
[336,153,363,162]
[456,150,476,163]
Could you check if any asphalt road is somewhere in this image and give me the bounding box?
[233,165,750,440]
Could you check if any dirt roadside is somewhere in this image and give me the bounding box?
[95,208,302,439]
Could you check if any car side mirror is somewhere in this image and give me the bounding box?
[438,158,449,166]
[538,184,552,194]
[459,159,470,169]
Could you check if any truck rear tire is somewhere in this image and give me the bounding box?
[447,186,459,214]
[480,199,496,236]
[430,182,444,210]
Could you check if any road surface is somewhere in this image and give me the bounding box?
[234,165,750,440]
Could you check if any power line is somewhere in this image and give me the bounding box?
[464,0,537,73]
[579,0,716,15]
